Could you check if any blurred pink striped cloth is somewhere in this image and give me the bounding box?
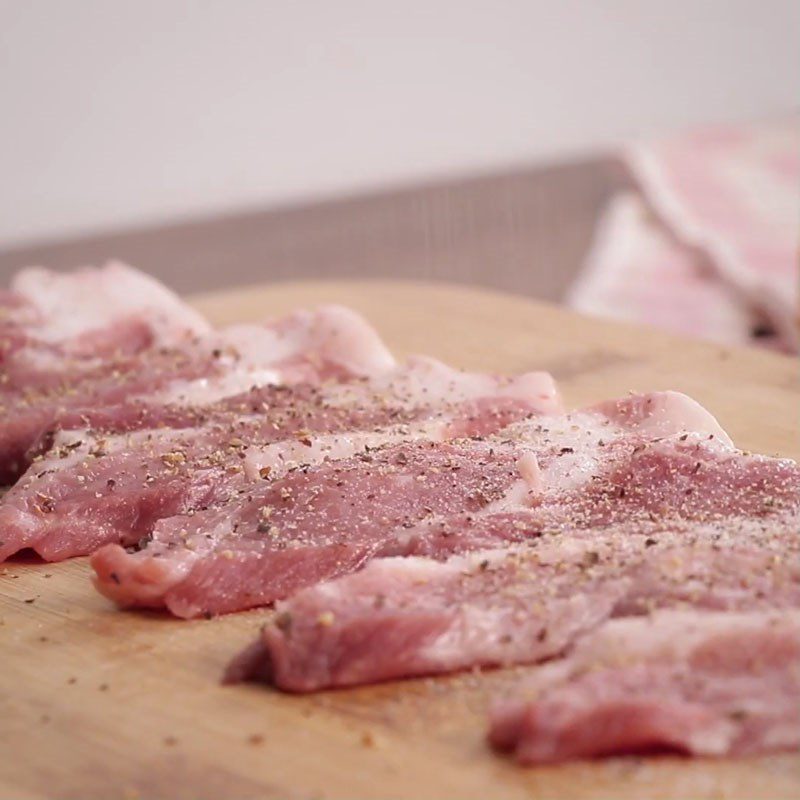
[569,117,799,352]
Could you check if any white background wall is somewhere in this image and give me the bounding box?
[1,0,797,247]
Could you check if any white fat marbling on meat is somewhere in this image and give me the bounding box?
[516,452,542,491]
[242,419,447,480]
[304,305,396,377]
[594,390,733,447]
[323,356,557,412]
[220,306,396,378]
[152,369,282,406]
[40,427,180,469]
[420,606,509,663]
[10,262,210,346]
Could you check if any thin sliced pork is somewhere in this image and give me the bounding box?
[4,359,557,562]
[1,261,209,362]
[91,391,757,617]
[489,609,800,762]
[225,510,800,690]
[0,301,396,483]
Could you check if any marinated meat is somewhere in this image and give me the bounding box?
[91,391,744,617]
[5,359,557,562]
[489,610,800,762]
[225,510,799,690]
[0,261,209,363]
[0,300,396,483]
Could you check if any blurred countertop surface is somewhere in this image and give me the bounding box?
[0,157,628,304]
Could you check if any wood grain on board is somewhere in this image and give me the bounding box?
[1,281,798,800]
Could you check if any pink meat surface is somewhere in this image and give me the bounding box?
[92,438,524,617]
[0,298,396,483]
[0,346,218,483]
[489,609,800,762]
[225,510,800,691]
[91,391,748,617]
[5,359,556,562]
[0,262,216,480]
[0,262,210,363]
[0,384,387,562]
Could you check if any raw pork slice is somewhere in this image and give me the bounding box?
[488,609,800,762]
[1,262,209,365]
[92,391,752,618]
[4,359,557,562]
[0,302,395,483]
[225,510,800,690]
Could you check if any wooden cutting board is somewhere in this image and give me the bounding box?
[2,281,798,800]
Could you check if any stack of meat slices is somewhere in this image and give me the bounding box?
[91,389,731,616]
[224,405,799,761]
[2,262,797,766]
[0,264,398,484]
[0,263,560,566]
